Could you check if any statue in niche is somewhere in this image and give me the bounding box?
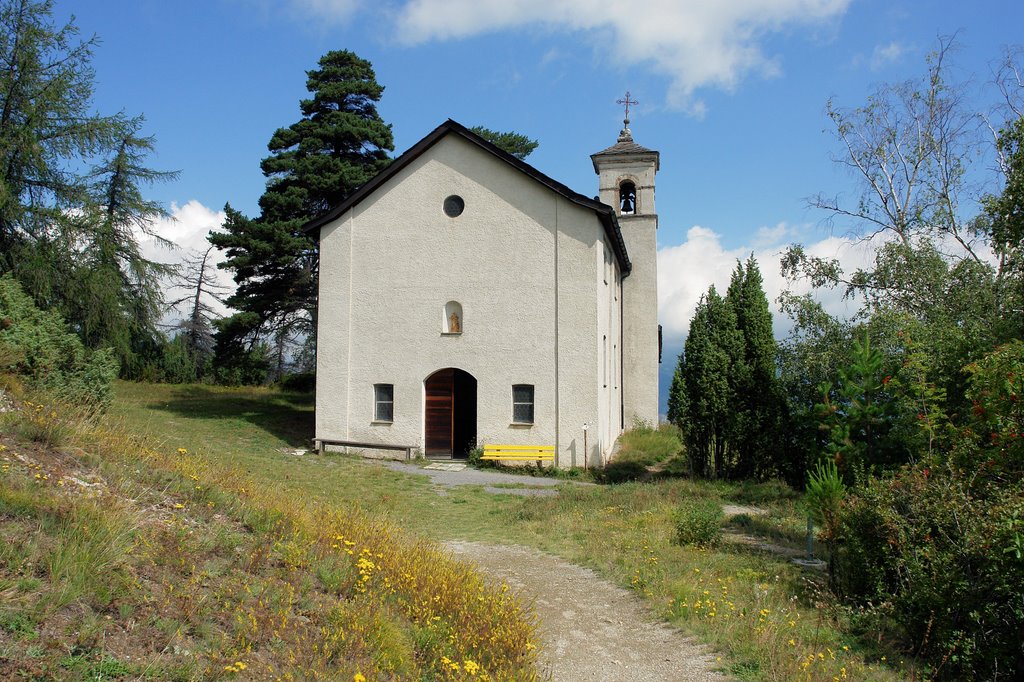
[449,311,461,333]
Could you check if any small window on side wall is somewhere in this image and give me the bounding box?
[512,384,534,424]
[374,384,394,422]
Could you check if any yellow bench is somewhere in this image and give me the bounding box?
[481,444,555,464]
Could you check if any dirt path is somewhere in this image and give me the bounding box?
[445,541,728,682]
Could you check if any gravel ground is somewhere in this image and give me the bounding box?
[378,460,593,496]
[446,541,728,682]
[379,460,729,678]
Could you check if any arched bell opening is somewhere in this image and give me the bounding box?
[619,180,637,215]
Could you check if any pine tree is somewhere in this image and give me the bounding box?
[671,258,785,480]
[210,50,395,358]
[166,245,227,380]
[469,126,538,160]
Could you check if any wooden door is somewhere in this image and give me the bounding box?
[425,369,454,455]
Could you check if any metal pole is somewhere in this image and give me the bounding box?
[583,425,588,470]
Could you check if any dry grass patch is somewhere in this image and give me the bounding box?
[0,390,540,680]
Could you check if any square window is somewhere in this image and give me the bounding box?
[374,384,394,422]
[512,384,534,424]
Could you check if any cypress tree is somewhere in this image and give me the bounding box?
[674,287,744,478]
[727,256,787,478]
[673,257,786,480]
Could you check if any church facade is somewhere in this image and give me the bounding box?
[309,119,659,467]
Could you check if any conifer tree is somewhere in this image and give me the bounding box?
[0,0,124,255]
[210,50,395,361]
[671,257,785,480]
[726,256,788,478]
[70,120,178,374]
[469,126,539,160]
[165,245,227,381]
[673,287,744,477]
[0,1,175,375]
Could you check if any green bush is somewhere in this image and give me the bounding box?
[803,459,846,540]
[727,479,800,505]
[834,466,1024,679]
[830,341,1024,679]
[0,275,118,411]
[596,458,648,484]
[279,372,315,393]
[673,498,724,548]
[466,444,485,466]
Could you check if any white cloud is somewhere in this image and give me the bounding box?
[657,223,872,346]
[392,0,851,113]
[136,200,236,326]
[870,40,907,71]
[850,40,910,72]
[539,47,564,67]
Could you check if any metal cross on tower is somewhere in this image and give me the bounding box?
[616,91,638,124]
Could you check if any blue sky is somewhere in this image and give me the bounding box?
[67,0,1023,404]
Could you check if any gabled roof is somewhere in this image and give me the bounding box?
[303,119,631,276]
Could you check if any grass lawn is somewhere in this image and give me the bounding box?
[110,380,909,681]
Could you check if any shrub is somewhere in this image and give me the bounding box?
[673,498,723,548]
[834,466,1024,679]
[279,372,315,393]
[0,275,117,411]
[803,459,845,540]
[466,444,485,466]
[728,479,800,505]
[596,458,648,484]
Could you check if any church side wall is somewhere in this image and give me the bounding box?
[316,217,352,441]
[317,135,612,459]
[554,201,607,468]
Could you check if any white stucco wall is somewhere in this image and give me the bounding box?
[619,214,659,425]
[595,155,660,426]
[316,133,622,465]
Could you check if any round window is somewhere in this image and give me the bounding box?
[443,195,465,217]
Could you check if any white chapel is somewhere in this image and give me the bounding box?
[308,116,660,467]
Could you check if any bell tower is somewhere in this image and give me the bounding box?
[591,95,660,426]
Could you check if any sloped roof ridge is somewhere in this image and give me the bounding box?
[304,118,632,275]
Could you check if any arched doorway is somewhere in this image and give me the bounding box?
[424,368,477,458]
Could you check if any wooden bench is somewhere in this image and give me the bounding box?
[481,444,555,464]
[314,438,416,461]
